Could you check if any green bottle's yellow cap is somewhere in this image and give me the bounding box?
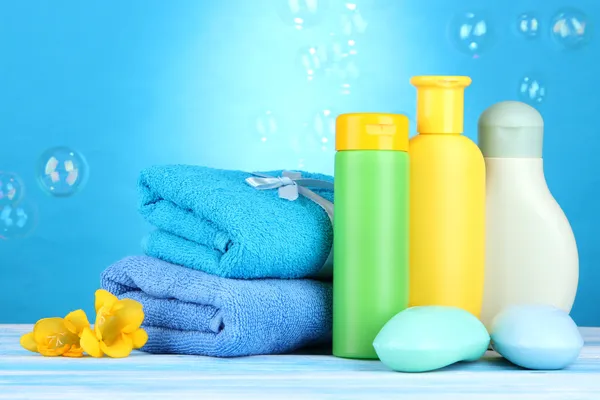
[335,113,409,151]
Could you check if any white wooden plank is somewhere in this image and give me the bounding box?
[1,325,600,399]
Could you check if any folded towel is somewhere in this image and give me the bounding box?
[100,255,333,357]
[137,164,334,279]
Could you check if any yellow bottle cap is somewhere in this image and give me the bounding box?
[410,76,472,134]
[335,113,409,151]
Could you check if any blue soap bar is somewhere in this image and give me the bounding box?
[491,305,583,370]
[373,306,490,373]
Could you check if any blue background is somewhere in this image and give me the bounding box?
[0,0,598,325]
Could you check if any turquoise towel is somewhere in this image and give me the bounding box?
[138,165,334,279]
[100,255,333,357]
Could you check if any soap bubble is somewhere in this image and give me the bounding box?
[297,45,333,82]
[327,33,359,60]
[305,108,337,151]
[331,1,369,36]
[519,75,546,105]
[297,157,307,169]
[0,201,38,240]
[517,13,540,38]
[296,32,358,83]
[275,0,329,30]
[331,0,393,13]
[291,132,318,154]
[551,8,591,49]
[255,110,279,143]
[296,34,359,92]
[327,58,360,95]
[449,12,492,57]
[37,146,88,197]
[0,172,25,207]
[290,128,321,162]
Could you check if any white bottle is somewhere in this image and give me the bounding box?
[478,101,579,330]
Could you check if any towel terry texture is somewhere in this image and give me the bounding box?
[137,164,334,279]
[100,255,333,357]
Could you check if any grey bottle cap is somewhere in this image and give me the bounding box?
[477,101,544,158]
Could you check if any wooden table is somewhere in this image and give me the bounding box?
[2,325,600,399]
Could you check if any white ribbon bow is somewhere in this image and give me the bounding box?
[244,171,334,278]
[245,171,302,201]
[245,171,334,222]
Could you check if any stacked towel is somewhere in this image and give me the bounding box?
[137,165,334,279]
[101,256,333,357]
[97,164,335,357]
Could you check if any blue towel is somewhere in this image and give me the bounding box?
[137,164,334,279]
[100,255,333,357]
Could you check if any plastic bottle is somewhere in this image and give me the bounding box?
[478,101,579,330]
[333,113,410,359]
[408,76,486,318]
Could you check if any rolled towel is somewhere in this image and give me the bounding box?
[137,164,334,279]
[100,255,333,357]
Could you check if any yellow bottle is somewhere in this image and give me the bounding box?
[408,76,486,318]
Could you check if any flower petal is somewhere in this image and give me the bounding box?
[80,327,103,358]
[63,345,85,358]
[93,307,108,340]
[37,344,67,357]
[130,328,148,349]
[33,318,67,344]
[100,333,133,358]
[64,309,91,336]
[19,332,38,353]
[95,289,118,314]
[114,299,145,333]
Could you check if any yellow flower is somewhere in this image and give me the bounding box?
[20,310,91,357]
[80,289,148,358]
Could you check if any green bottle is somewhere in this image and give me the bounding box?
[333,113,411,359]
